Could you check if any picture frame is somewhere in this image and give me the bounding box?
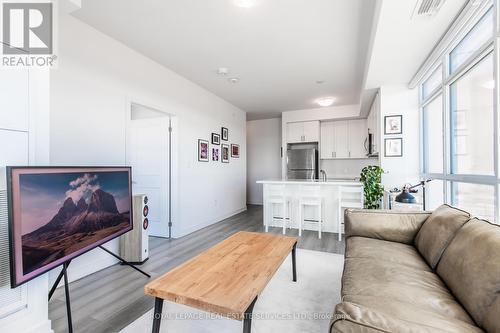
[221,127,229,141]
[198,139,209,162]
[384,138,403,157]
[211,133,220,145]
[231,144,240,158]
[384,115,402,135]
[221,144,229,163]
[212,148,219,161]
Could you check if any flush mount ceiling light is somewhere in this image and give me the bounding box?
[217,67,229,76]
[228,77,240,84]
[316,97,335,107]
[234,0,257,8]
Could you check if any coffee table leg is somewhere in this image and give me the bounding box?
[243,297,257,333]
[152,297,164,333]
[292,242,297,282]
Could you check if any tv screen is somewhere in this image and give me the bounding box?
[7,167,132,287]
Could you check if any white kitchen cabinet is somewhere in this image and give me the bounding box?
[348,119,367,158]
[367,93,380,155]
[320,121,335,159]
[334,121,349,158]
[320,119,369,159]
[287,122,303,143]
[286,121,319,143]
[302,121,319,142]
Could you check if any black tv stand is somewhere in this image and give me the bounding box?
[48,247,151,333]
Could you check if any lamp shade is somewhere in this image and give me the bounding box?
[395,191,416,204]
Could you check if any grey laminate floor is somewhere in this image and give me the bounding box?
[48,205,345,333]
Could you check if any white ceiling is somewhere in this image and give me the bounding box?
[73,0,467,120]
[365,0,467,89]
[72,0,376,120]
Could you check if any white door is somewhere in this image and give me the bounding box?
[334,121,349,158]
[302,121,319,142]
[287,122,304,143]
[349,119,367,158]
[320,122,335,159]
[127,114,170,237]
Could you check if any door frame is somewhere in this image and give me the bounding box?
[125,97,178,238]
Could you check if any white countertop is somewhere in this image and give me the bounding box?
[256,179,362,186]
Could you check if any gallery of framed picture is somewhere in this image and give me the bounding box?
[198,127,238,163]
[384,115,403,157]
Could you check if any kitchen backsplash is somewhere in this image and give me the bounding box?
[320,158,379,179]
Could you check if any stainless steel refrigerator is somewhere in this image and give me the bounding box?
[287,148,318,180]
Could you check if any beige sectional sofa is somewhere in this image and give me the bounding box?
[331,204,500,333]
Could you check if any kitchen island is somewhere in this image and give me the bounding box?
[257,179,364,236]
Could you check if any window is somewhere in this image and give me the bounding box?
[451,182,495,221]
[450,53,494,176]
[449,8,494,73]
[420,5,497,222]
[423,96,443,174]
[422,66,441,100]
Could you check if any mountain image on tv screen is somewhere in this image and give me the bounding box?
[19,171,131,275]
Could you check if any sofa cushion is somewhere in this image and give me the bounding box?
[345,210,431,245]
[341,256,474,324]
[437,218,500,332]
[415,204,470,269]
[332,301,483,333]
[346,237,431,272]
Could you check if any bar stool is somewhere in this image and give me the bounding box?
[337,186,364,241]
[263,184,292,234]
[298,185,323,239]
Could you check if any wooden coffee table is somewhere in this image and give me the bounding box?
[144,231,298,333]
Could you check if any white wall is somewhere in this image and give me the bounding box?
[49,12,247,283]
[0,68,52,333]
[247,118,282,204]
[379,85,420,189]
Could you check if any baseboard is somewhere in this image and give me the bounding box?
[174,206,248,238]
[25,319,53,333]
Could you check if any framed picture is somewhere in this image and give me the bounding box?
[384,115,402,135]
[212,148,219,161]
[211,133,220,145]
[385,138,403,157]
[231,144,240,158]
[221,127,228,141]
[221,144,229,163]
[198,139,209,162]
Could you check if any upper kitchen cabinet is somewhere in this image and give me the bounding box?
[366,93,380,155]
[348,119,367,158]
[0,69,29,131]
[286,121,319,143]
[320,119,368,159]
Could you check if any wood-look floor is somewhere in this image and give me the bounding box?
[48,205,345,333]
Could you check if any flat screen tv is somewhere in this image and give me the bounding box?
[7,166,133,287]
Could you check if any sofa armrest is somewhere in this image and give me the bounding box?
[345,209,431,245]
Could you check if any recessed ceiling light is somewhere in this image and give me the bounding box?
[316,97,336,107]
[228,77,240,84]
[234,0,257,8]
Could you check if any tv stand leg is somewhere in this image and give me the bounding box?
[98,245,151,278]
[48,260,71,301]
[63,262,74,333]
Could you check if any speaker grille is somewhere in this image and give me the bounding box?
[0,190,27,318]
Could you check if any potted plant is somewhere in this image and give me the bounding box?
[360,165,384,209]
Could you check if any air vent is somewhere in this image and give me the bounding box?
[412,0,446,18]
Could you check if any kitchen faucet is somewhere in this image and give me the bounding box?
[320,169,327,182]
